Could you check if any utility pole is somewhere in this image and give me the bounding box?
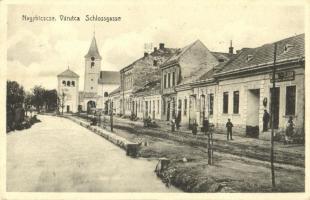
[270,43,277,190]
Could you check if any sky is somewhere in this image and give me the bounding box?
[6,1,305,91]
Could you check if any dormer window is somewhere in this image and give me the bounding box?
[247,55,254,62]
[284,44,294,53]
[67,81,71,86]
[218,58,225,62]
[153,60,158,66]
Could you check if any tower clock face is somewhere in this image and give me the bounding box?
[91,57,95,61]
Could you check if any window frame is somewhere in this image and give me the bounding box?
[233,91,239,114]
[223,92,229,114]
[285,85,296,116]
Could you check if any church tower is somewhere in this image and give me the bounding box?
[84,34,102,93]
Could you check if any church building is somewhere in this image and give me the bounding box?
[57,34,120,113]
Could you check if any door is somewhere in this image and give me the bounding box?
[270,88,280,129]
[66,105,70,113]
[166,102,170,121]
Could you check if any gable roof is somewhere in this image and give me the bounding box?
[98,71,120,85]
[57,69,79,78]
[85,36,102,59]
[215,33,305,75]
[161,40,199,66]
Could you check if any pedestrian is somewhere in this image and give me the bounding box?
[175,114,181,131]
[171,117,175,132]
[284,116,295,144]
[226,118,233,140]
[203,118,209,135]
[263,109,270,132]
[192,120,198,135]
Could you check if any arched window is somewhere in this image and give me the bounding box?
[104,92,108,97]
[62,80,66,86]
[67,81,71,86]
[71,81,75,87]
[91,62,95,68]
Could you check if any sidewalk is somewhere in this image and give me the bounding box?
[108,115,304,167]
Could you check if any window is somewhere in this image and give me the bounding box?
[91,86,93,90]
[247,55,253,62]
[153,60,158,66]
[233,91,239,114]
[209,94,214,115]
[67,81,71,86]
[153,100,155,113]
[286,86,296,115]
[164,74,167,89]
[91,79,93,81]
[168,73,171,88]
[104,92,108,97]
[184,99,187,115]
[172,72,175,86]
[223,92,229,114]
[71,81,75,87]
[62,80,66,86]
[91,62,95,67]
[149,101,151,113]
[91,56,95,61]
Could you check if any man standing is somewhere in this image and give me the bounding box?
[263,110,270,132]
[226,118,233,140]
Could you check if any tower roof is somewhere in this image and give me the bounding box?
[85,36,102,59]
[57,68,79,78]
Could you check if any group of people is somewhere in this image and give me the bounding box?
[168,109,295,144]
[263,109,295,144]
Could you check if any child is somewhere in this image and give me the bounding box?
[226,118,233,140]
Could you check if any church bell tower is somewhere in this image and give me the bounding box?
[84,34,102,93]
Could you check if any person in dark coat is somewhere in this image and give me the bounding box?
[226,118,233,140]
[263,110,270,132]
[203,118,209,135]
[192,120,198,135]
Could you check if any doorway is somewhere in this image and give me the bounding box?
[66,105,70,113]
[166,101,170,121]
[270,88,280,129]
[246,89,260,137]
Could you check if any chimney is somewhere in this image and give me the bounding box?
[229,40,234,54]
[159,43,165,50]
[154,47,157,52]
[144,52,148,57]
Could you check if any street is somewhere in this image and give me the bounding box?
[6,115,179,192]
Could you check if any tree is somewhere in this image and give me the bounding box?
[32,85,45,112]
[24,92,34,116]
[43,89,58,112]
[7,80,25,130]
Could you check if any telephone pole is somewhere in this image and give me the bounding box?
[270,42,277,190]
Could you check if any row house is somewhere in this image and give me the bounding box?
[212,34,305,137]
[119,43,177,117]
[133,80,162,120]
[161,40,233,127]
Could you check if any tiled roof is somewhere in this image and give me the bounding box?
[85,36,102,59]
[98,71,120,85]
[57,69,79,78]
[134,79,161,96]
[215,33,305,75]
[120,47,178,92]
